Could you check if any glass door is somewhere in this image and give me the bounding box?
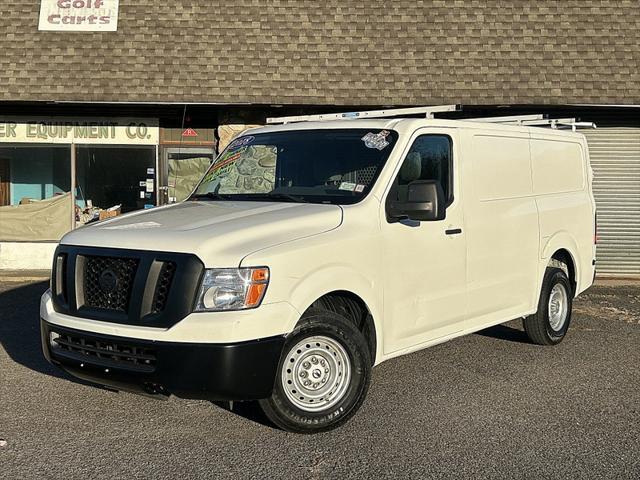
[164,148,215,203]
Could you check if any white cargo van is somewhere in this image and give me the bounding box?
[40,109,596,433]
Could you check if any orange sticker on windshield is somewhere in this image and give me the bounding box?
[213,150,242,171]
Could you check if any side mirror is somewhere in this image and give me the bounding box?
[389,180,446,222]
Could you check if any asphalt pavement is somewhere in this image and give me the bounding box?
[1,280,638,479]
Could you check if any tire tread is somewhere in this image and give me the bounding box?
[524,267,572,346]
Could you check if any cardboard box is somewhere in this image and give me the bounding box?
[99,207,121,221]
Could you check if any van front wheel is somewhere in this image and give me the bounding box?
[259,308,371,433]
[524,267,573,345]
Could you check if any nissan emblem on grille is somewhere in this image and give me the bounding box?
[98,269,118,293]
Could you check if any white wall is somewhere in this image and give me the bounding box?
[0,242,56,270]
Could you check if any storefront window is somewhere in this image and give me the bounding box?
[0,118,160,244]
[0,145,72,241]
[0,145,71,205]
[76,145,157,213]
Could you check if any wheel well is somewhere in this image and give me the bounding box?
[551,249,577,293]
[307,291,377,365]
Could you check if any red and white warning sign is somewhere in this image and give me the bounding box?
[181,128,198,137]
[38,0,120,32]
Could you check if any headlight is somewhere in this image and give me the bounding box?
[194,267,269,311]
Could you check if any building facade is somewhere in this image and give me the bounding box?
[0,1,639,275]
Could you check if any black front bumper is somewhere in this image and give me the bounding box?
[41,319,285,401]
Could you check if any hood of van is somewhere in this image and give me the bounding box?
[61,201,343,267]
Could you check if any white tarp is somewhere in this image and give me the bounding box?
[0,193,72,241]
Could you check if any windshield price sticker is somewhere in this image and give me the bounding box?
[362,130,391,150]
[339,182,357,191]
[227,136,254,151]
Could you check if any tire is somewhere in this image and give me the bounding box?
[524,267,573,345]
[259,307,371,433]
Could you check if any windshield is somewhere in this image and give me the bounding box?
[190,129,399,204]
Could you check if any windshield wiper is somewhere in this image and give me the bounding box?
[190,192,309,203]
[258,193,309,203]
[190,192,233,201]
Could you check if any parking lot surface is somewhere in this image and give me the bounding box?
[1,280,638,479]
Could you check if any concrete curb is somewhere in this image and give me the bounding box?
[0,270,50,283]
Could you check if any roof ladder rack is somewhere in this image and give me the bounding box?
[266,105,461,124]
[466,114,596,131]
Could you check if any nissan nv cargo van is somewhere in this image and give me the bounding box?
[41,114,596,433]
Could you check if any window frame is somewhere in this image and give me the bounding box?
[384,133,455,222]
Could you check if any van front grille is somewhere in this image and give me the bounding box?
[50,246,204,328]
[52,331,157,373]
[83,256,139,312]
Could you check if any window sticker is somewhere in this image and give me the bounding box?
[354,184,366,193]
[227,135,255,151]
[202,147,246,183]
[362,130,391,150]
[339,182,356,191]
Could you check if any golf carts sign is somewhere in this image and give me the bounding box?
[38,0,119,31]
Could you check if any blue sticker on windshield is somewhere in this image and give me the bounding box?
[362,130,391,150]
[227,135,254,150]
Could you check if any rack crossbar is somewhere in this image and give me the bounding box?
[465,114,546,124]
[501,118,596,131]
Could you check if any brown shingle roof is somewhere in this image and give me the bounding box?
[1,1,639,105]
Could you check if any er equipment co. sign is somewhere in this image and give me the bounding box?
[38,0,119,32]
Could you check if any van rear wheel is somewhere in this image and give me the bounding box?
[524,267,573,345]
[259,308,371,433]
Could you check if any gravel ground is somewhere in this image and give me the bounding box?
[0,280,638,479]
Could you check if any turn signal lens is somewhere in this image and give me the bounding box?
[246,283,268,307]
[246,268,269,307]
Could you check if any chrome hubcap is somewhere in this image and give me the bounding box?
[282,335,351,412]
[548,283,569,331]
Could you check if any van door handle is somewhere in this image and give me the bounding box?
[445,228,462,235]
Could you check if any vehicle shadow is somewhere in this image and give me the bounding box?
[212,400,275,429]
[0,280,279,428]
[475,323,531,344]
[0,281,116,391]
[0,280,73,380]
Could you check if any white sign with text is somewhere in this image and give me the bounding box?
[0,118,158,145]
[38,0,119,32]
